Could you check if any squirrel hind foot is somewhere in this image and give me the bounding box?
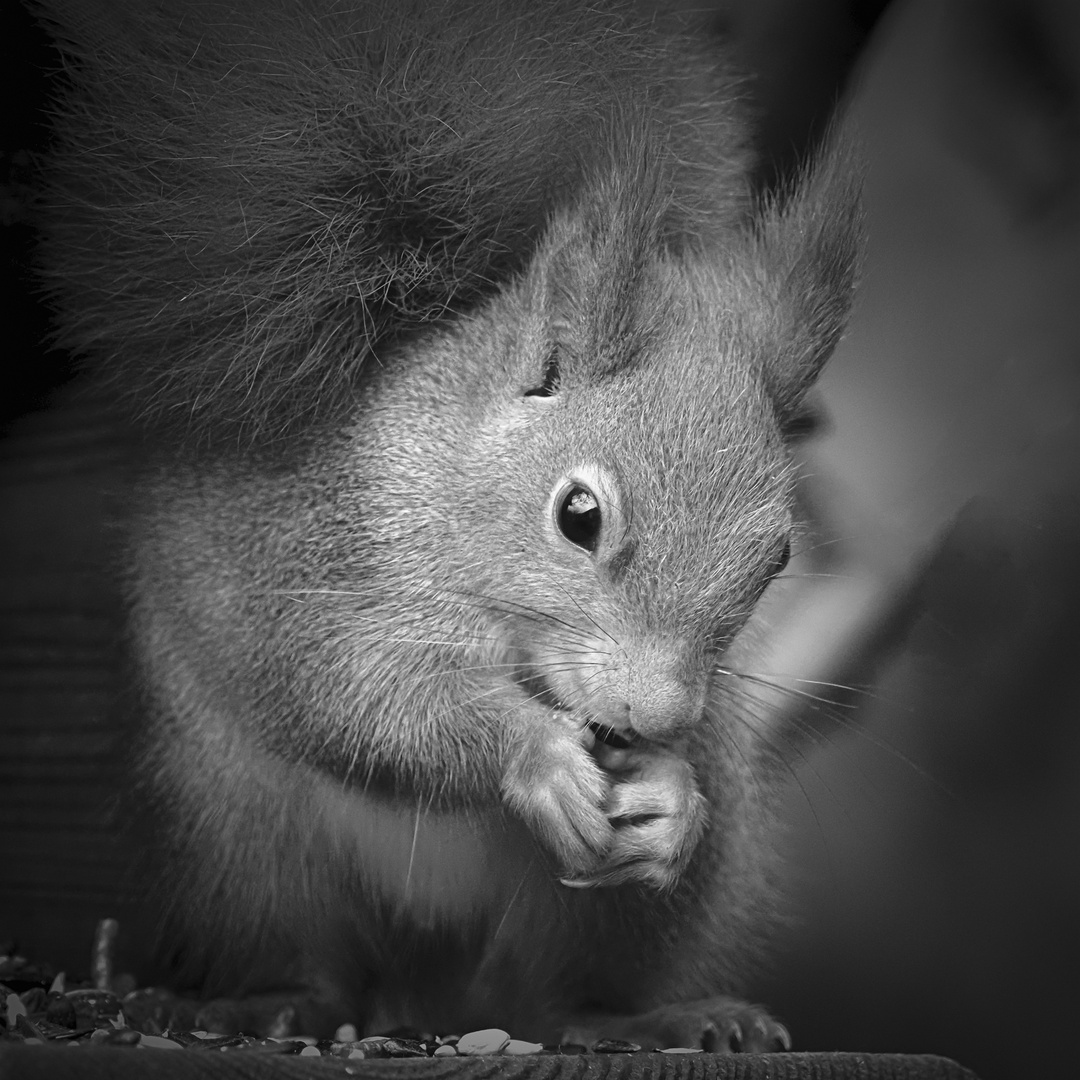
[561,997,791,1054]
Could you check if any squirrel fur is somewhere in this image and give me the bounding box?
[33,0,863,1049]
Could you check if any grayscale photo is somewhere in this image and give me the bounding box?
[2,3,1077,1078]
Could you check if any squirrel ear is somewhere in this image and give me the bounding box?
[754,130,865,418]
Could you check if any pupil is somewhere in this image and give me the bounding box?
[558,485,601,551]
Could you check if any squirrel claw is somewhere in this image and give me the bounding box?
[561,857,679,892]
[558,876,599,889]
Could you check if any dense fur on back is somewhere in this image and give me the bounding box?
[36,0,752,442]
[33,0,863,1048]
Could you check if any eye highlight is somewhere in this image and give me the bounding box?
[556,483,602,552]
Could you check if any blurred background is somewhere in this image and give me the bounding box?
[735,3,1080,1078]
[3,1,1079,1078]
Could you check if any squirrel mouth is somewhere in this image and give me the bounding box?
[512,667,638,750]
[584,721,635,750]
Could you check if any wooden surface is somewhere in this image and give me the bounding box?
[0,1048,981,1080]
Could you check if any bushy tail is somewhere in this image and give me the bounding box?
[33,0,751,443]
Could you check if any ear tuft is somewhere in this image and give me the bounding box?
[754,128,865,418]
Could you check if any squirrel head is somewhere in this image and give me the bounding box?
[345,140,862,749]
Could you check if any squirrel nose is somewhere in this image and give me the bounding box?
[587,642,706,742]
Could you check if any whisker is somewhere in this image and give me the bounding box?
[261,582,610,661]
[711,686,872,848]
[733,670,877,697]
[717,667,956,801]
[404,795,430,900]
[491,871,529,945]
[716,666,860,711]
[439,588,596,643]
[552,581,619,647]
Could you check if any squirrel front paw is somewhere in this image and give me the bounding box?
[501,714,614,876]
[502,716,706,888]
[561,747,707,890]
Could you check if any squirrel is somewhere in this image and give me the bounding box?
[31,0,863,1051]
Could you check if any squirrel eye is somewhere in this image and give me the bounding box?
[556,484,602,552]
